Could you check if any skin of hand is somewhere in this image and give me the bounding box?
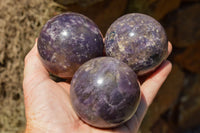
[23,40,172,133]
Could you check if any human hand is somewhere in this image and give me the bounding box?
[23,40,172,133]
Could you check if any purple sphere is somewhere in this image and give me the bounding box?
[70,57,141,128]
[105,13,168,75]
[38,12,104,78]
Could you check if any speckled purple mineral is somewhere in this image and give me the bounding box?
[38,12,104,78]
[105,13,168,75]
[70,57,141,128]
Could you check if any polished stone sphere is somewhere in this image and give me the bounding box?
[38,12,104,78]
[105,13,168,75]
[70,57,141,128]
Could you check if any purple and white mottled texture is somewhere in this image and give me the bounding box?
[70,57,141,128]
[38,12,104,78]
[105,13,168,75]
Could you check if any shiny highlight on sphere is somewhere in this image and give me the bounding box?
[38,12,104,78]
[70,57,141,128]
[105,13,168,75]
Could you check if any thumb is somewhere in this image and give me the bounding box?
[23,39,50,98]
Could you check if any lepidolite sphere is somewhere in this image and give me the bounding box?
[38,12,104,78]
[70,57,141,128]
[105,13,168,75]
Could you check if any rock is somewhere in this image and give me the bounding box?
[175,42,200,73]
[140,64,184,133]
[105,13,168,75]
[126,0,181,20]
[183,126,200,133]
[54,0,76,5]
[181,0,200,2]
[151,119,175,133]
[67,0,128,34]
[54,0,104,6]
[178,74,200,129]
[70,57,140,128]
[37,12,104,78]
[163,3,200,48]
[175,3,200,48]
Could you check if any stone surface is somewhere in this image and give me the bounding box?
[54,0,103,6]
[175,42,200,73]
[175,3,200,48]
[183,126,200,133]
[181,0,200,2]
[54,0,76,5]
[151,119,175,133]
[38,12,104,78]
[70,57,141,128]
[164,3,200,48]
[67,0,128,34]
[140,64,184,133]
[127,0,181,20]
[105,13,168,75]
[178,74,200,129]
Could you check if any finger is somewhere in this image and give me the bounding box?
[123,60,172,133]
[165,41,173,59]
[141,60,172,107]
[57,82,71,94]
[122,93,146,133]
[168,41,172,55]
[115,43,172,133]
[23,39,50,94]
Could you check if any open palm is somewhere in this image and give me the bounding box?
[23,41,172,133]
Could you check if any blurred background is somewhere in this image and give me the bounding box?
[0,0,199,132]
